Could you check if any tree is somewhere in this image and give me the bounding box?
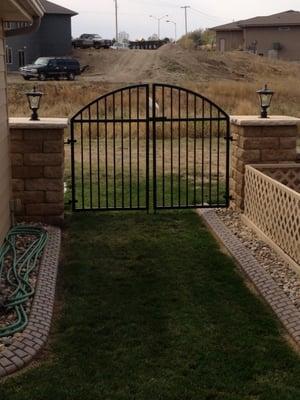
[178,28,216,49]
[148,33,159,41]
[201,29,216,47]
[189,29,203,46]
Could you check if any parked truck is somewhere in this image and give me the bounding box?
[72,34,113,49]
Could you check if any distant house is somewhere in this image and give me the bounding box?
[5,0,77,71]
[212,10,300,60]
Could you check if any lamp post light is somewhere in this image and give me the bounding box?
[26,86,43,121]
[166,20,177,42]
[149,14,168,39]
[256,84,274,118]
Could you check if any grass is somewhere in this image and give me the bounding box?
[2,212,300,399]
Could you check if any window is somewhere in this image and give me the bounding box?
[18,50,25,68]
[16,21,29,28]
[4,21,29,30]
[4,22,12,30]
[5,47,13,64]
[48,60,57,67]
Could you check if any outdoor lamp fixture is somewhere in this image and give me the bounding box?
[26,86,43,121]
[257,84,274,118]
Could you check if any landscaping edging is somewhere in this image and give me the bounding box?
[198,209,300,347]
[0,226,61,378]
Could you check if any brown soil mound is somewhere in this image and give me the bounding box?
[73,44,299,85]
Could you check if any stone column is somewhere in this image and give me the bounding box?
[230,116,299,210]
[9,118,68,226]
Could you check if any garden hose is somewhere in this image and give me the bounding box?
[0,226,48,338]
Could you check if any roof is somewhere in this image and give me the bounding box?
[40,0,77,16]
[212,10,300,31]
[239,10,300,27]
[211,21,242,32]
[0,0,44,21]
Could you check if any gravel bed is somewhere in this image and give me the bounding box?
[0,227,45,352]
[216,209,300,309]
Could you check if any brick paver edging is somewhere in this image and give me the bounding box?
[0,227,61,378]
[198,209,300,347]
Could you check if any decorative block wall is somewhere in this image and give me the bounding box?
[230,116,299,210]
[244,164,300,267]
[9,118,68,226]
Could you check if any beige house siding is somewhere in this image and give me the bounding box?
[243,26,300,60]
[216,31,244,52]
[0,20,11,243]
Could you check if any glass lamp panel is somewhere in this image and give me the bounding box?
[30,95,41,109]
[261,93,272,107]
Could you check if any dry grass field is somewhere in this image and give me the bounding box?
[7,45,300,120]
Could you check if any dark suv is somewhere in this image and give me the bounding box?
[20,57,81,81]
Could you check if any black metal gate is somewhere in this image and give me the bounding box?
[69,84,230,212]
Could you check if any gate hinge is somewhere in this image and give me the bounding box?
[223,194,233,201]
[66,199,78,205]
[64,138,77,145]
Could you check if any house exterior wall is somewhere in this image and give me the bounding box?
[243,26,300,60]
[0,20,11,243]
[216,30,244,52]
[6,14,73,71]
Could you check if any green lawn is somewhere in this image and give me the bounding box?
[1,211,300,399]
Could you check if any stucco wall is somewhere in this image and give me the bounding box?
[0,21,11,243]
[216,31,244,52]
[244,26,300,60]
[6,14,73,71]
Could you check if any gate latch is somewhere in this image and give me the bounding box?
[224,136,235,142]
[155,116,168,122]
[64,138,77,145]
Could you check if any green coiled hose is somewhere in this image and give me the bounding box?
[0,226,48,338]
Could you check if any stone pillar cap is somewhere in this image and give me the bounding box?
[230,115,300,126]
[9,117,69,129]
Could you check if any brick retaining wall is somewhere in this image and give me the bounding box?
[230,116,299,210]
[9,118,68,226]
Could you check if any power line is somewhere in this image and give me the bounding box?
[149,14,168,39]
[190,7,223,22]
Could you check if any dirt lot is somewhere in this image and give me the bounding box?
[71,44,300,85]
[9,44,300,85]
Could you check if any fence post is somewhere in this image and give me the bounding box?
[230,116,299,210]
[9,118,68,226]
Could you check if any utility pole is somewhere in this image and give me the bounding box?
[181,5,190,35]
[114,0,119,43]
[149,14,168,39]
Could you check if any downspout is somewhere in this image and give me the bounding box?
[4,16,41,37]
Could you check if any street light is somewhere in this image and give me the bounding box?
[149,14,168,39]
[26,86,43,121]
[257,84,274,118]
[166,20,177,42]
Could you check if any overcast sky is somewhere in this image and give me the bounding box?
[54,0,300,40]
